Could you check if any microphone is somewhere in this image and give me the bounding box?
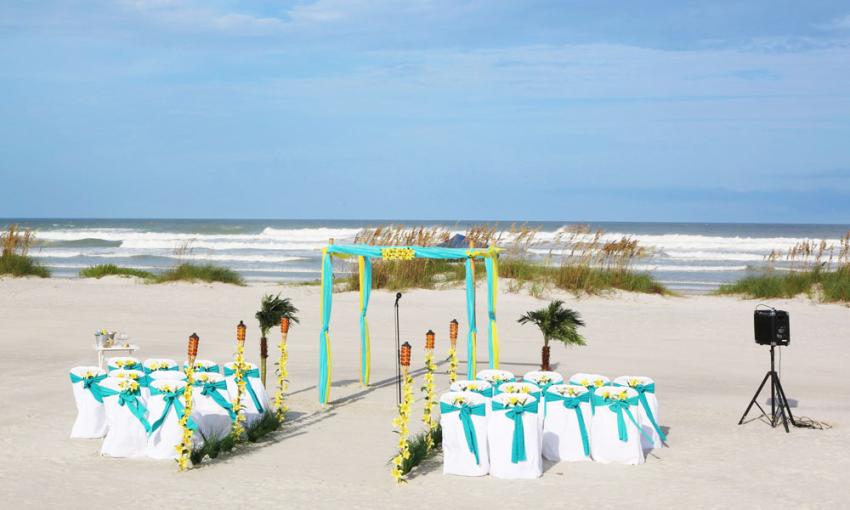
[395,292,402,306]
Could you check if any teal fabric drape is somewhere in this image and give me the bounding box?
[99,387,151,433]
[69,373,107,402]
[544,391,591,457]
[224,367,264,413]
[464,257,477,379]
[612,382,667,443]
[149,386,196,434]
[318,249,334,404]
[194,379,235,419]
[439,401,486,464]
[359,256,372,385]
[492,400,538,463]
[484,256,498,368]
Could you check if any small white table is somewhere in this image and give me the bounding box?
[96,344,140,369]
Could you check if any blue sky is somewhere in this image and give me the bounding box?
[1,1,850,223]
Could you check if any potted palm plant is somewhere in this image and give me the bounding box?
[255,294,299,385]
[518,299,586,371]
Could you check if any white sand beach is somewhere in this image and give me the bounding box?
[1,277,848,509]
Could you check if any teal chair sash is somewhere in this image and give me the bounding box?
[224,367,265,414]
[69,373,107,403]
[144,365,179,375]
[194,379,236,419]
[439,402,486,464]
[188,364,221,374]
[108,361,141,372]
[568,380,610,414]
[612,382,667,443]
[544,391,591,457]
[591,394,654,444]
[99,387,151,433]
[492,400,538,463]
[149,386,197,434]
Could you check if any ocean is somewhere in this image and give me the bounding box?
[4,219,850,293]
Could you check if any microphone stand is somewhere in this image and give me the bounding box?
[394,292,402,405]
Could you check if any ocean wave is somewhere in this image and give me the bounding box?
[30,250,308,264]
[632,264,749,272]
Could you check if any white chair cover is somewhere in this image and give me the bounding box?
[542,384,592,462]
[613,376,664,449]
[439,391,490,476]
[589,387,645,465]
[487,393,542,479]
[143,358,179,375]
[111,369,150,398]
[69,366,108,438]
[106,356,142,373]
[476,369,515,387]
[191,372,234,442]
[224,362,271,425]
[568,372,610,412]
[146,380,195,459]
[149,371,187,382]
[449,380,493,399]
[100,377,150,458]
[522,370,564,388]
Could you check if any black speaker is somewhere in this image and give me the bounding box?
[754,308,790,346]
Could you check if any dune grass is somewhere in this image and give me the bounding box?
[0,253,51,278]
[79,264,154,279]
[716,267,850,302]
[153,263,245,285]
[397,426,442,477]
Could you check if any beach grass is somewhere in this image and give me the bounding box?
[398,426,442,477]
[79,264,155,279]
[153,263,245,286]
[1,225,50,278]
[716,267,850,302]
[0,253,51,278]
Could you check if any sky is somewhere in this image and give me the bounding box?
[1,1,850,223]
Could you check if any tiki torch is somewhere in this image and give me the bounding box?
[400,341,411,378]
[449,319,458,351]
[237,320,247,349]
[188,332,200,367]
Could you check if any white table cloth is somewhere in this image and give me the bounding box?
[439,391,490,476]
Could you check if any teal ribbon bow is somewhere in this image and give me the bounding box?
[99,387,151,433]
[544,391,591,457]
[440,401,486,464]
[591,395,654,444]
[194,379,236,419]
[224,367,265,414]
[492,400,538,463]
[613,382,667,444]
[569,380,609,414]
[149,387,197,434]
[144,365,178,375]
[69,373,107,403]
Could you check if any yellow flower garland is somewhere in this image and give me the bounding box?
[176,366,195,471]
[273,337,289,422]
[421,350,437,451]
[448,346,458,383]
[230,342,248,442]
[391,371,414,484]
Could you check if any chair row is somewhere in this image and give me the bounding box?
[106,356,222,374]
[439,370,666,478]
[68,364,271,459]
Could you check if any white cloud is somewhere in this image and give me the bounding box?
[815,14,850,31]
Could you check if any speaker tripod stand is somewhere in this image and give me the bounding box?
[738,344,796,432]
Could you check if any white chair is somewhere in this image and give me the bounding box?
[542,384,592,462]
[476,369,515,392]
[488,393,542,479]
[111,369,150,399]
[149,371,187,382]
[613,376,666,449]
[589,387,645,465]
[224,362,271,425]
[568,373,611,414]
[143,358,179,375]
[192,372,234,441]
[146,380,196,459]
[523,370,564,390]
[99,377,150,458]
[439,391,489,476]
[106,356,142,373]
[69,366,108,438]
[450,380,493,400]
[184,359,221,374]
[498,381,544,440]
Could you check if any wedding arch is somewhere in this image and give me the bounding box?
[317,243,501,404]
